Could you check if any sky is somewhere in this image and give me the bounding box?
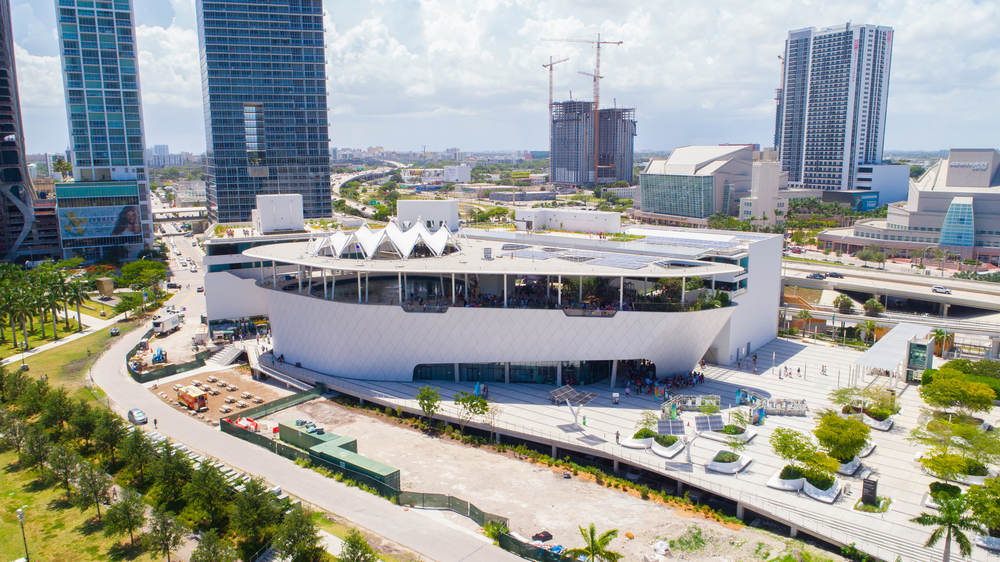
[11,0,1000,156]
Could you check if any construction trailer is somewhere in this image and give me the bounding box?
[177,386,208,411]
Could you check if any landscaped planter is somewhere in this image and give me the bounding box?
[706,452,753,474]
[766,470,805,492]
[701,427,757,444]
[863,414,894,431]
[924,467,998,486]
[858,441,876,458]
[853,497,892,514]
[651,438,684,459]
[837,456,862,476]
[803,478,841,503]
[620,437,653,450]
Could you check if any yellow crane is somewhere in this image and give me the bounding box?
[543,34,622,184]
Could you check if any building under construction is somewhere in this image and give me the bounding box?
[550,101,636,187]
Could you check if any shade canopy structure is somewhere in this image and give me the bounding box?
[549,385,599,430]
[852,323,932,372]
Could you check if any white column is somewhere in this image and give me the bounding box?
[464,273,468,298]
[712,275,716,290]
[452,274,456,305]
[547,276,550,300]
[558,275,562,305]
[365,272,369,303]
[579,276,583,303]
[611,360,618,388]
[298,265,302,294]
[323,269,327,300]
[454,363,460,382]
[272,262,276,287]
[260,262,264,283]
[505,362,510,384]
[504,274,508,308]
[619,276,624,310]
[557,362,562,386]
[398,272,402,304]
[681,276,686,308]
[357,271,362,304]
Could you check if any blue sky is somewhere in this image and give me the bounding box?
[11,0,1000,155]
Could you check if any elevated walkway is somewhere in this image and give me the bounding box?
[242,344,313,392]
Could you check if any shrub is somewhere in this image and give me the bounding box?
[964,458,990,476]
[721,424,745,435]
[633,428,657,440]
[713,451,740,463]
[639,485,650,500]
[805,469,835,491]
[779,465,805,480]
[384,406,394,417]
[444,425,454,436]
[928,481,962,500]
[654,434,678,448]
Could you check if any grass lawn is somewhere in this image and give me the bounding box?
[312,511,407,562]
[0,313,82,358]
[784,286,823,305]
[0,451,159,562]
[77,296,117,319]
[19,318,141,404]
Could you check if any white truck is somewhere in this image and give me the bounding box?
[153,313,182,334]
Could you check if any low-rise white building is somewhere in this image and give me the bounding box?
[397,200,459,232]
[444,165,472,183]
[515,208,621,234]
[252,194,304,234]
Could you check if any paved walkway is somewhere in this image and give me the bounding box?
[89,309,519,561]
[1,310,123,367]
[268,338,1000,562]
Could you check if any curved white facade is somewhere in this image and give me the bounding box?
[263,287,737,382]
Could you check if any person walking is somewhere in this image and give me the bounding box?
[615,431,620,444]
[153,418,158,429]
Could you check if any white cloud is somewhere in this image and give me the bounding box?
[10,0,1000,153]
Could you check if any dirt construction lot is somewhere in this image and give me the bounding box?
[262,400,844,562]
[152,367,296,423]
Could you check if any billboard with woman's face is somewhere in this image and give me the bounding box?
[59,205,142,239]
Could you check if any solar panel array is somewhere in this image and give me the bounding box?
[694,416,712,433]
[502,244,532,251]
[571,391,599,406]
[557,254,596,263]
[708,414,725,432]
[658,419,686,436]
[510,249,554,260]
[549,385,577,403]
[640,235,742,251]
[508,243,713,271]
[548,385,599,406]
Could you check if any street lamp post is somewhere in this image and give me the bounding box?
[20,341,28,366]
[17,508,29,561]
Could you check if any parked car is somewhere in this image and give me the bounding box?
[827,272,845,278]
[196,286,205,292]
[190,266,197,273]
[127,408,147,425]
[806,273,826,280]
[167,282,181,289]
[931,286,952,294]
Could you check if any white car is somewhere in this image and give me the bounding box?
[190,266,197,273]
[127,408,147,425]
[931,286,952,294]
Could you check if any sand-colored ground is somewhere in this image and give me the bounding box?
[262,399,844,561]
[151,367,296,424]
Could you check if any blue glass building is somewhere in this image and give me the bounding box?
[55,0,153,260]
[196,0,331,223]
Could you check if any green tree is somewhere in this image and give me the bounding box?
[416,386,441,421]
[634,409,659,432]
[966,477,1000,536]
[144,508,187,562]
[52,156,73,174]
[105,487,147,547]
[46,444,79,498]
[20,426,50,471]
[120,260,168,289]
[182,462,231,529]
[230,478,281,548]
[910,496,982,562]
[863,298,884,317]
[151,439,193,506]
[339,529,380,562]
[919,369,996,417]
[66,280,88,331]
[454,391,488,432]
[76,460,113,521]
[274,505,324,562]
[859,319,879,343]
[563,523,623,562]
[814,413,870,463]
[769,428,840,477]
[94,408,128,463]
[933,328,953,356]
[191,529,238,562]
[69,398,98,445]
[122,428,154,485]
[833,294,854,314]
[910,165,926,178]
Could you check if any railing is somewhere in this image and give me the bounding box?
[261,362,943,562]
[783,301,1000,331]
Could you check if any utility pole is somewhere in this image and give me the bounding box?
[542,56,569,186]
[543,34,622,186]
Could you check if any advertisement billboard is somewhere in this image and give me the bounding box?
[511,171,531,179]
[59,205,142,240]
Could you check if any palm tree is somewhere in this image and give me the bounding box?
[66,280,87,332]
[46,284,60,341]
[860,319,879,344]
[932,328,952,357]
[910,496,982,562]
[563,524,622,562]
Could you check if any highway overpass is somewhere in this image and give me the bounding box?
[782,261,1000,313]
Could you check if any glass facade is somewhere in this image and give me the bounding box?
[0,0,33,258]
[197,0,331,223]
[639,174,715,218]
[413,360,612,385]
[939,199,974,247]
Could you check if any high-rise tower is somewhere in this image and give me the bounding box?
[550,101,636,187]
[0,0,36,260]
[775,23,893,192]
[196,0,331,223]
[55,0,153,260]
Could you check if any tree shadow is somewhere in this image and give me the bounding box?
[106,539,145,561]
[22,477,54,493]
[47,495,74,511]
[4,461,25,474]
[76,516,105,536]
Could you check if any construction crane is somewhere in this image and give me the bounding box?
[543,34,622,184]
[542,56,568,184]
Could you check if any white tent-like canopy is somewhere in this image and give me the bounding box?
[308,219,459,260]
[853,323,932,372]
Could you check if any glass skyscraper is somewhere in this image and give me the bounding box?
[55,0,153,259]
[0,0,35,259]
[196,0,331,223]
[776,23,894,192]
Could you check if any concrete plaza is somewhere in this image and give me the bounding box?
[274,337,1000,562]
